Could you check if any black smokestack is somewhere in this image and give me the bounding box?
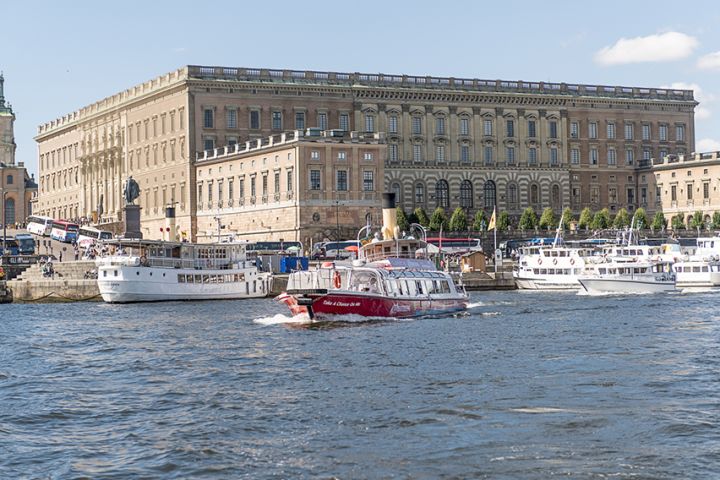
[382,192,396,210]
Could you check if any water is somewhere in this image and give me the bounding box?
[2,291,720,478]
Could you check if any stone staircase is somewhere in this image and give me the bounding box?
[7,260,101,302]
[13,260,97,281]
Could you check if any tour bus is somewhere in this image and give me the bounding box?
[26,215,54,236]
[310,240,361,260]
[245,241,302,259]
[0,237,19,255]
[77,226,113,248]
[14,233,36,255]
[426,237,483,255]
[50,220,80,243]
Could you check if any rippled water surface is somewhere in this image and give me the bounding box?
[2,291,720,478]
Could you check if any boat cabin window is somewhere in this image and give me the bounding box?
[416,281,424,294]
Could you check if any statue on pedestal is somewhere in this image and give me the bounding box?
[123,176,140,205]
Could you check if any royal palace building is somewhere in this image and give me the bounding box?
[34,65,697,241]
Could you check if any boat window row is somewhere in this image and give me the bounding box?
[383,278,452,296]
[673,265,720,273]
[531,268,583,275]
[177,273,246,283]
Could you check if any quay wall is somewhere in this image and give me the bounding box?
[7,279,101,303]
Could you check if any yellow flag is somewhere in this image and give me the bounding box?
[487,207,496,231]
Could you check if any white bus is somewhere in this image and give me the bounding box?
[77,226,113,247]
[50,220,80,243]
[26,215,54,236]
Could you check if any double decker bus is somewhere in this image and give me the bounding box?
[26,215,54,236]
[77,226,113,247]
[50,220,80,243]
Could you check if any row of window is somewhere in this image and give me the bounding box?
[571,121,685,142]
[203,108,350,132]
[308,170,375,192]
[667,182,712,202]
[128,108,185,145]
[388,144,561,165]
[390,180,562,211]
[197,170,294,207]
[569,146,683,166]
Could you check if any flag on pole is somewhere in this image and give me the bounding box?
[487,207,497,231]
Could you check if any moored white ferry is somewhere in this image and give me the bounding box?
[673,236,720,290]
[513,244,592,290]
[97,240,272,303]
[276,193,468,320]
[579,258,676,295]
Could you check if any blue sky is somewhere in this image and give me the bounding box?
[4,0,720,176]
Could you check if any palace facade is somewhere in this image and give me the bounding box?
[34,65,696,241]
[1,73,37,227]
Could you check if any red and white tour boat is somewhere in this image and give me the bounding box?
[276,193,469,320]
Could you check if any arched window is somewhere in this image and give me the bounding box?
[460,180,473,208]
[414,182,425,207]
[6,175,13,185]
[551,184,561,209]
[391,182,402,205]
[4,197,15,225]
[435,180,449,208]
[484,180,496,209]
[530,184,539,205]
[507,183,518,209]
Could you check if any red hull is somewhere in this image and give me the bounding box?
[278,291,467,319]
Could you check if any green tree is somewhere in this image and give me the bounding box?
[414,207,430,227]
[429,207,448,231]
[712,211,720,229]
[396,208,410,233]
[671,213,686,230]
[633,207,649,230]
[561,207,574,230]
[651,211,667,231]
[578,207,593,230]
[448,207,468,232]
[689,211,704,230]
[613,208,630,228]
[539,207,556,230]
[519,207,538,231]
[407,210,419,226]
[591,208,611,229]
[498,211,510,232]
[472,210,488,231]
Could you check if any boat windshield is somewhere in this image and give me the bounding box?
[349,270,381,293]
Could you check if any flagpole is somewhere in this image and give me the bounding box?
[493,206,498,274]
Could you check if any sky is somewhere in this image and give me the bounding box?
[4,0,720,177]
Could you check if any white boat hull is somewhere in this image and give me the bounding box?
[97,264,272,303]
[514,275,581,290]
[578,277,675,294]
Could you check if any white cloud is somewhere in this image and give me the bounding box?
[661,82,714,120]
[594,32,698,66]
[697,138,720,152]
[697,51,720,70]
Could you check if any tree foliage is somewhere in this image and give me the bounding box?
[689,211,704,230]
[633,207,649,230]
[448,207,468,232]
[519,207,538,230]
[671,214,686,230]
[591,208,611,229]
[712,212,720,229]
[498,211,510,232]
[613,208,630,228]
[414,207,430,227]
[651,211,667,231]
[539,208,556,230]
[578,207,593,230]
[396,208,410,234]
[472,210,488,231]
[429,207,448,231]
[561,207,574,230]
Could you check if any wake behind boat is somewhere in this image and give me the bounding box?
[276,193,468,320]
[97,239,272,303]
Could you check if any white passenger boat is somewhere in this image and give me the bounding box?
[276,193,468,320]
[96,239,272,303]
[579,259,676,294]
[513,243,591,290]
[673,236,720,290]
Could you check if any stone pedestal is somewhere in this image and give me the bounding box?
[123,204,143,239]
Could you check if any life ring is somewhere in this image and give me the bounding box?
[570,259,575,265]
[333,271,342,289]
[553,258,558,265]
[538,258,543,265]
